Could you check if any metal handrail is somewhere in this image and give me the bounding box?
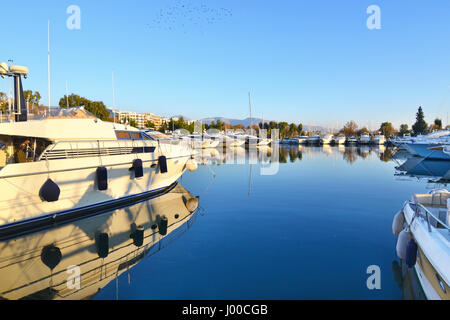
[410,200,450,233]
[39,138,160,161]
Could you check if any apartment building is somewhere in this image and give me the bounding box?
[110,109,167,130]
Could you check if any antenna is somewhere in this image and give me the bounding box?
[47,20,51,109]
[248,92,252,133]
[7,59,12,114]
[262,112,264,131]
[112,71,116,123]
[65,80,69,107]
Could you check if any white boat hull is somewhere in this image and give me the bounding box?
[0,143,191,236]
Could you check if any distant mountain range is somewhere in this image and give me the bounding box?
[173,115,328,132]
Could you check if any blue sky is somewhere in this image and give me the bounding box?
[1,0,449,129]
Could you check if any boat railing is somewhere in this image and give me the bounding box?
[410,200,450,233]
[38,138,191,162]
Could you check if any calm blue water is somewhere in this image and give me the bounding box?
[93,145,446,300]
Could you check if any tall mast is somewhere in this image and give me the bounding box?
[248,92,252,133]
[47,20,51,109]
[7,60,12,114]
[112,71,116,123]
[65,80,69,107]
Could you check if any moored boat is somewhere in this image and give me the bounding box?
[393,189,450,300]
[307,134,321,145]
[0,63,197,237]
[359,134,371,145]
[373,134,386,145]
[321,134,334,145]
[334,135,346,145]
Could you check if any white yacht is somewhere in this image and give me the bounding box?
[444,146,450,156]
[346,136,357,145]
[334,135,346,145]
[359,134,371,144]
[394,189,450,299]
[403,134,450,160]
[307,134,321,145]
[297,136,309,144]
[224,133,246,147]
[180,133,214,149]
[321,134,334,145]
[373,134,386,145]
[395,130,450,148]
[0,64,197,237]
[245,135,271,147]
[279,138,290,145]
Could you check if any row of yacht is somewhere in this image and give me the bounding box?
[391,129,450,160]
[152,130,273,149]
[279,134,386,145]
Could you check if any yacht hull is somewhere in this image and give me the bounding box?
[0,149,191,238]
[404,143,450,160]
[403,202,450,300]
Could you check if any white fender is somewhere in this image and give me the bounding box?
[185,197,199,213]
[396,229,411,260]
[186,158,198,172]
[392,210,405,236]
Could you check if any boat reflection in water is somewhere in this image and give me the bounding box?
[191,144,399,167]
[0,183,199,300]
[395,158,450,183]
[392,258,427,299]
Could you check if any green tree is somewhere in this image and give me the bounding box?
[59,94,109,120]
[379,122,396,138]
[412,106,428,136]
[297,123,303,133]
[288,123,298,137]
[128,119,138,128]
[398,124,409,136]
[278,122,289,138]
[343,121,358,138]
[433,118,442,131]
[145,120,155,129]
[357,127,370,136]
[0,92,7,112]
[23,90,41,106]
[159,121,169,133]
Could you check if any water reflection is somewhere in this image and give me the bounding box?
[193,145,397,165]
[391,260,426,300]
[0,184,199,300]
[395,156,450,184]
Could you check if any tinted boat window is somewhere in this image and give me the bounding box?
[131,132,141,140]
[116,131,131,139]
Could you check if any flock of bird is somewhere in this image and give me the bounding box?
[146,1,233,33]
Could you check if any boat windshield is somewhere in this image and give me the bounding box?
[0,135,52,169]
